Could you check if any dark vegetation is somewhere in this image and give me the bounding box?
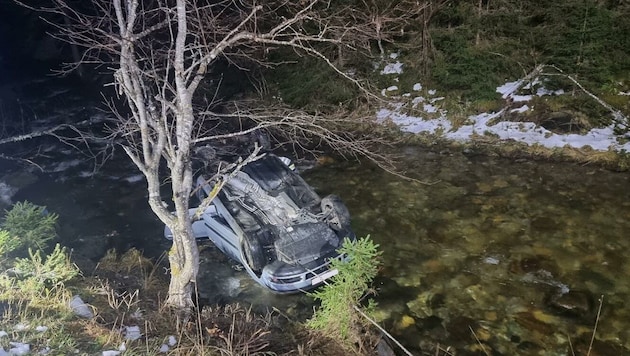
[266,0,630,113]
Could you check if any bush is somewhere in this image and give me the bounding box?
[1,201,58,257]
[13,244,80,289]
[308,236,381,347]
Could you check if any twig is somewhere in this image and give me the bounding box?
[568,334,576,356]
[544,65,628,128]
[587,295,604,356]
[0,117,104,145]
[352,305,415,356]
[469,325,489,356]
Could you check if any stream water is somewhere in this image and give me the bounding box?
[2,78,630,355]
[303,148,630,355]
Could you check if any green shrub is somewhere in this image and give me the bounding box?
[13,244,80,290]
[1,201,58,257]
[308,236,381,346]
[0,229,16,257]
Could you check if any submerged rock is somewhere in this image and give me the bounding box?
[572,337,628,356]
[509,255,560,276]
[514,310,555,335]
[446,315,478,342]
[546,290,595,319]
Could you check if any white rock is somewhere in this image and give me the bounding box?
[69,295,94,319]
[124,326,142,341]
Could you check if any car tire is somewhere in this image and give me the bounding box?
[321,195,351,231]
[242,235,266,272]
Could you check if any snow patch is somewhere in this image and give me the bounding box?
[496,80,523,98]
[8,342,30,355]
[511,105,530,113]
[381,61,404,75]
[376,57,630,152]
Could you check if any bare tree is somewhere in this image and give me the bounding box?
[20,0,396,309]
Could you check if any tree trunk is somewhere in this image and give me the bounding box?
[166,225,198,308]
[163,0,199,309]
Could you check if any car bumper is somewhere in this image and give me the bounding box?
[258,255,346,293]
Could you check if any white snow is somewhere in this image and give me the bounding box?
[411,97,425,108]
[0,331,7,338]
[386,85,398,92]
[35,326,48,333]
[423,104,438,113]
[511,105,530,113]
[512,94,532,102]
[496,80,522,98]
[381,61,404,75]
[376,54,630,152]
[8,343,30,355]
[168,335,177,346]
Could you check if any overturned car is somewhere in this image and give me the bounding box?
[165,153,355,293]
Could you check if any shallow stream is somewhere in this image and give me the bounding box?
[303,147,630,355]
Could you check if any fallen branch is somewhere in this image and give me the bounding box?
[0,117,106,145]
[545,65,628,129]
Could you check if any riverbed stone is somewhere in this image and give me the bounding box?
[514,311,554,335]
[508,255,559,276]
[530,216,563,231]
[406,292,433,317]
[546,290,594,318]
[572,337,628,356]
[445,315,478,342]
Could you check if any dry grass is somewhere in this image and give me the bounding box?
[1,247,368,356]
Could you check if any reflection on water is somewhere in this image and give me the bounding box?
[303,147,630,355]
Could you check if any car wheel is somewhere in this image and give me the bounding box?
[321,195,351,231]
[242,235,266,272]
